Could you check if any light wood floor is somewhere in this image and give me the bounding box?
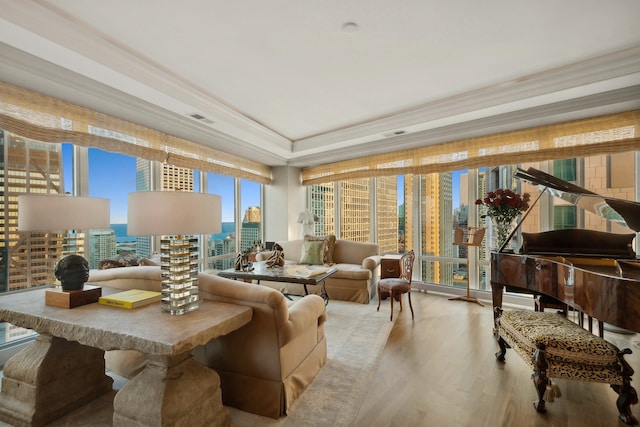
[353,290,640,427]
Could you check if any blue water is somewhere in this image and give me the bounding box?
[111,222,235,243]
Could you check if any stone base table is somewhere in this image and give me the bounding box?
[0,287,252,426]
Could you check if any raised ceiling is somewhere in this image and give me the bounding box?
[1,0,639,169]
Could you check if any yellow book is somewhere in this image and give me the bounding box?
[99,289,162,309]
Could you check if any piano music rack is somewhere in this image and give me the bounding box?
[449,227,485,307]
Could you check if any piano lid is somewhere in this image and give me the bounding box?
[515,167,640,232]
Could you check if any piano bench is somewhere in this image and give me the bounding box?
[494,308,638,425]
[533,295,605,338]
[534,295,568,316]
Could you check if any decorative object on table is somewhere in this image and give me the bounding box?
[297,209,318,238]
[98,289,162,309]
[234,249,253,271]
[54,254,90,291]
[128,191,221,316]
[17,194,110,307]
[266,243,285,268]
[475,188,530,250]
[253,239,264,252]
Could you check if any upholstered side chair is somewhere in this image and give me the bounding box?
[377,250,415,321]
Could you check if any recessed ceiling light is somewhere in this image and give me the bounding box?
[342,22,359,33]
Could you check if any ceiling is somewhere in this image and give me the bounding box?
[1,1,640,169]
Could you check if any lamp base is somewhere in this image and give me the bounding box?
[160,235,200,315]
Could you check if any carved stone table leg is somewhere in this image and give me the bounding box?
[0,334,113,427]
[113,353,229,427]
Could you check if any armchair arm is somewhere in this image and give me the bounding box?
[279,295,327,345]
[362,255,381,271]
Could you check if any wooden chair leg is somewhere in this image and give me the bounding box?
[407,292,414,319]
[398,292,403,312]
[389,291,394,321]
[376,285,382,312]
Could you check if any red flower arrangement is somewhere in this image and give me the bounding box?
[475,189,531,246]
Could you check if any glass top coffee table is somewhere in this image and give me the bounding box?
[218,261,337,304]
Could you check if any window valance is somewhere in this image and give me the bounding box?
[301,110,640,185]
[0,81,272,184]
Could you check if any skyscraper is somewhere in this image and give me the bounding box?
[376,176,398,254]
[89,229,117,269]
[0,131,64,290]
[340,179,370,242]
[135,158,153,257]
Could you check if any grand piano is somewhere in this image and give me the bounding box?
[490,167,640,334]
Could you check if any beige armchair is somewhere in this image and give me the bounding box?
[88,266,328,419]
[194,273,327,418]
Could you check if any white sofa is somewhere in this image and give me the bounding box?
[87,266,328,419]
[256,238,381,304]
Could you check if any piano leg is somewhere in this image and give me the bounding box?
[490,281,504,323]
[494,308,508,361]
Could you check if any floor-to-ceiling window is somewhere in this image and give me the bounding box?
[88,148,136,267]
[307,150,639,294]
[206,173,237,271]
[239,179,262,252]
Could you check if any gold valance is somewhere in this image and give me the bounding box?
[301,110,640,185]
[0,81,272,184]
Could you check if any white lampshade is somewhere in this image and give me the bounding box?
[18,194,110,231]
[127,192,222,236]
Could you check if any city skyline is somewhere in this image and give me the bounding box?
[63,144,257,223]
[63,144,416,225]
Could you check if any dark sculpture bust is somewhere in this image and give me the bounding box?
[54,254,90,291]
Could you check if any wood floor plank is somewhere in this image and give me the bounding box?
[354,290,640,427]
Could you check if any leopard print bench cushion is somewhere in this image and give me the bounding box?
[498,310,623,384]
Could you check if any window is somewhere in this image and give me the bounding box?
[310,183,335,237]
[239,179,262,252]
[553,158,576,181]
[375,176,399,254]
[340,179,371,242]
[554,206,577,229]
[88,148,136,266]
[206,173,236,271]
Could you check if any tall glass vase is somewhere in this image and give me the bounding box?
[492,219,515,251]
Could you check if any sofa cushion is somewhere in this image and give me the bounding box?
[304,234,336,265]
[333,240,380,265]
[299,240,325,265]
[329,263,372,280]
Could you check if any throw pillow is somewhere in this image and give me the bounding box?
[139,258,159,266]
[299,240,325,265]
[304,234,336,265]
[118,252,141,266]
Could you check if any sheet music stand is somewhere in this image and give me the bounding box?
[449,227,485,306]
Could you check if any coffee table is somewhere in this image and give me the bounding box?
[218,261,337,304]
[0,286,252,427]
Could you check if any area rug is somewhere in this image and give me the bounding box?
[229,299,395,427]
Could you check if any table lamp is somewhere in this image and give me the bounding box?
[17,194,110,291]
[127,191,222,315]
